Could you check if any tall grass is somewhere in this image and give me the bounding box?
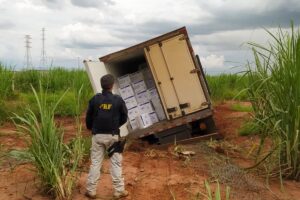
[14,69,41,92]
[14,67,92,95]
[13,85,85,199]
[206,74,248,102]
[0,66,93,124]
[0,63,14,99]
[0,64,15,123]
[16,67,93,113]
[247,24,300,180]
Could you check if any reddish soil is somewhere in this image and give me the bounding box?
[1,101,300,200]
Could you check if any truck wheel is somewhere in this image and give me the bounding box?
[191,116,217,136]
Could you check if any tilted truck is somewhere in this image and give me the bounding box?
[84,27,220,144]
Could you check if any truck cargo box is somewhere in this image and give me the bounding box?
[84,27,217,144]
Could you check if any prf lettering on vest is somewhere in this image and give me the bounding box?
[100,104,112,110]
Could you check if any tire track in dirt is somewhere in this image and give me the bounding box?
[127,149,172,200]
[127,147,201,200]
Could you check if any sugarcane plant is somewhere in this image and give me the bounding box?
[13,84,85,199]
[246,22,300,180]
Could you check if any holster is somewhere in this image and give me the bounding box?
[107,138,126,157]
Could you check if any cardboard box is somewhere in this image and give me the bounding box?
[136,90,149,105]
[117,75,131,89]
[136,113,152,129]
[132,80,147,94]
[138,102,154,114]
[128,106,140,121]
[142,68,156,88]
[148,88,159,99]
[141,68,152,80]
[145,79,156,89]
[151,97,166,121]
[149,112,159,124]
[124,96,138,110]
[129,119,138,130]
[130,71,144,84]
[119,85,134,100]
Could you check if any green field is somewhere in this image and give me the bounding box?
[0,66,93,124]
[0,64,251,125]
[206,74,248,102]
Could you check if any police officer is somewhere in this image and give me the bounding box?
[85,74,129,199]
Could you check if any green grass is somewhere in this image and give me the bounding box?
[0,101,7,125]
[199,180,230,200]
[14,69,41,92]
[21,91,87,117]
[0,66,93,124]
[14,67,92,94]
[0,63,14,99]
[238,121,261,136]
[230,103,253,112]
[247,23,300,180]
[206,74,248,103]
[13,85,86,199]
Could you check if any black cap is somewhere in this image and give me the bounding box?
[101,74,115,90]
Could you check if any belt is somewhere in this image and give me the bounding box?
[93,131,119,136]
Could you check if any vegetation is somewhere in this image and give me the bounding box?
[14,68,91,93]
[0,63,14,99]
[247,24,300,180]
[230,103,253,112]
[200,180,230,200]
[206,74,248,102]
[0,63,252,124]
[13,85,86,199]
[0,66,93,124]
[238,120,261,136]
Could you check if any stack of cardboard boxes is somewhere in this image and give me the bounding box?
[117,66,166,131]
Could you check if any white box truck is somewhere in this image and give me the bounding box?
[84,27,220,144]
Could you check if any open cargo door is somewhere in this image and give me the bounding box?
[83,60,129,137]
[84,60,107,93]
[144,34,208,118]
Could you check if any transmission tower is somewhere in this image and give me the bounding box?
[24,35,33,68]
[39,28,47,69]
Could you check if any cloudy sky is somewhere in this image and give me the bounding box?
[0,0,299,74]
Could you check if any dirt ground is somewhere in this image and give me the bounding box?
[1,101,300,200]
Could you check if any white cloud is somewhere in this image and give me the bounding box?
[200,54,224,69]
[71,0,115,8]
[15,0,50,11]
[58,23,134,48]
[105,0,211,25]
[0,0,299,72]
[191,28,276,52]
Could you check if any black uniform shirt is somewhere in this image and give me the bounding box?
[85,90,128,135]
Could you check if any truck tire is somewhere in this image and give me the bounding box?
[190,116,217,136]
